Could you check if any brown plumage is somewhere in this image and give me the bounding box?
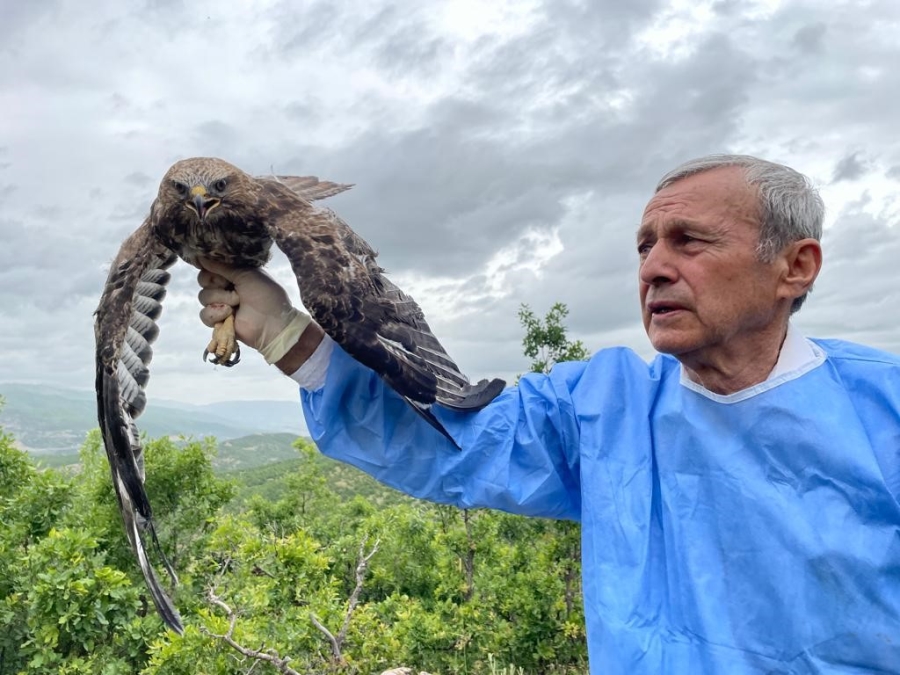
[94,157,505,634]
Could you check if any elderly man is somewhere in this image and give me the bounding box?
[198,155,900,674]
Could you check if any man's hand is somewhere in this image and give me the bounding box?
[197,259,317,369]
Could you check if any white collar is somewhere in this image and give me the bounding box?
[678,324,826,404]
[766,323,819,381]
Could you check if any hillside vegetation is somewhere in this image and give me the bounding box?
[0,426,587,674]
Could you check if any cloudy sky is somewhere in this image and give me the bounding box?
[1,0,898,416]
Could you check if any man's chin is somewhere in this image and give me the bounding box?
[647,330,694,356]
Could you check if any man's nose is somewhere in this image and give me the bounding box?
[639,242,677,286]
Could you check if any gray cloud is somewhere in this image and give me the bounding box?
[0,1,61,43]
[124,171,154,187]
[270,1,342,55]
[796,194,900,354]
[0,0,898,407]
[792,21,827,54]
[832,151,870,182]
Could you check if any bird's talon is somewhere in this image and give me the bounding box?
[203,316,240,367]
[219,344,241,367]
[202,346,240,366]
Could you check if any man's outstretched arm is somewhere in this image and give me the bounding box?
[197,259,584,520]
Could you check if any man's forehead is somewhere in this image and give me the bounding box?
[637,167,760,233]
[636,217,706,241]
[649,166,749,204]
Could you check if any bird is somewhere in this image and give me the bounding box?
[94,157,506,634]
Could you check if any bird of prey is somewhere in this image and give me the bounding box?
[94,157,505,634]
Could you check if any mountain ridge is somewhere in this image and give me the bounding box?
[0,382,308,455]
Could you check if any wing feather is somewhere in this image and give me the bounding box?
[131,293,163,319]
[94,220,183,634]
[259,181,505,443]
[125,326,154,364]
[256,174,354,202]
[129,311,159,344]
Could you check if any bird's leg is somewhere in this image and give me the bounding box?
[199,274,241,367]
[203,313,241,367]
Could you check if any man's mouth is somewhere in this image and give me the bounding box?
[647,302,686,315]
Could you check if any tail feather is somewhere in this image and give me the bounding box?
[120,491,183,634]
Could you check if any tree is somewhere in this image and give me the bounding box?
[518,303,589,375]
[0,420,155,673]
[517,301,590,667]
[74,431,235,579]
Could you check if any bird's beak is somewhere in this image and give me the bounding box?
[187,185,221,221]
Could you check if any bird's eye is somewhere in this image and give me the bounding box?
[172,181,188,196]
[214,178,227,192]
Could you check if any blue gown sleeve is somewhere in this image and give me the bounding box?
[301,344,585,520]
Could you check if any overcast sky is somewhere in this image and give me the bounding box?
[1,0,898,417]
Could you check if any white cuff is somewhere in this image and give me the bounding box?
[289,334,334,390]
[259,310,312,365]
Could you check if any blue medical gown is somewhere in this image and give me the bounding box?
[301,339,900,674]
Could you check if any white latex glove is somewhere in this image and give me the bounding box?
[197,259,311,365]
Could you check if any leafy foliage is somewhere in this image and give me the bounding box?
[0,424,588,674]
[518,303,589,375]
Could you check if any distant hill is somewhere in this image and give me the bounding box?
[0,381,412,516]
[0,382,308,457]
[24,431,308,474]
[224,448,412,510]
[213,432,305,471]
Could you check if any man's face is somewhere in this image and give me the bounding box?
[637,166,786,368]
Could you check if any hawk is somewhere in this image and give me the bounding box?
[94,157,505,634]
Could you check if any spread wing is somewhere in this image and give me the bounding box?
[258,181,505,441]
[94,220,183,634]
[256,174,353,202]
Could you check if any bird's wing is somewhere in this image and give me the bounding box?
[94,219,183,634]
[256,174,353,202]
[259,182,505,428]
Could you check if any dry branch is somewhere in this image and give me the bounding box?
[310,536,380,661]
[203,588,302,675]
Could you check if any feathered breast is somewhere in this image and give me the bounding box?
[153,211,274,268]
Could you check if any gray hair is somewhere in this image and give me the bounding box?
[656,154,824,313]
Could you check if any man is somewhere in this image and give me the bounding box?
[198,155,900,674]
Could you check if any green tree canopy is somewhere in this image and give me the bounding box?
[518,303,589,375]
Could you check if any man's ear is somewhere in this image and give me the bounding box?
[778,238,822,303]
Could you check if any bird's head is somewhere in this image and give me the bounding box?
[159,157,254,223]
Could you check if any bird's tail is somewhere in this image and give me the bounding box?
[117,483,184,634]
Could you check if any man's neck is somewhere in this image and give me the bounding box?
[681,324,789,395]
